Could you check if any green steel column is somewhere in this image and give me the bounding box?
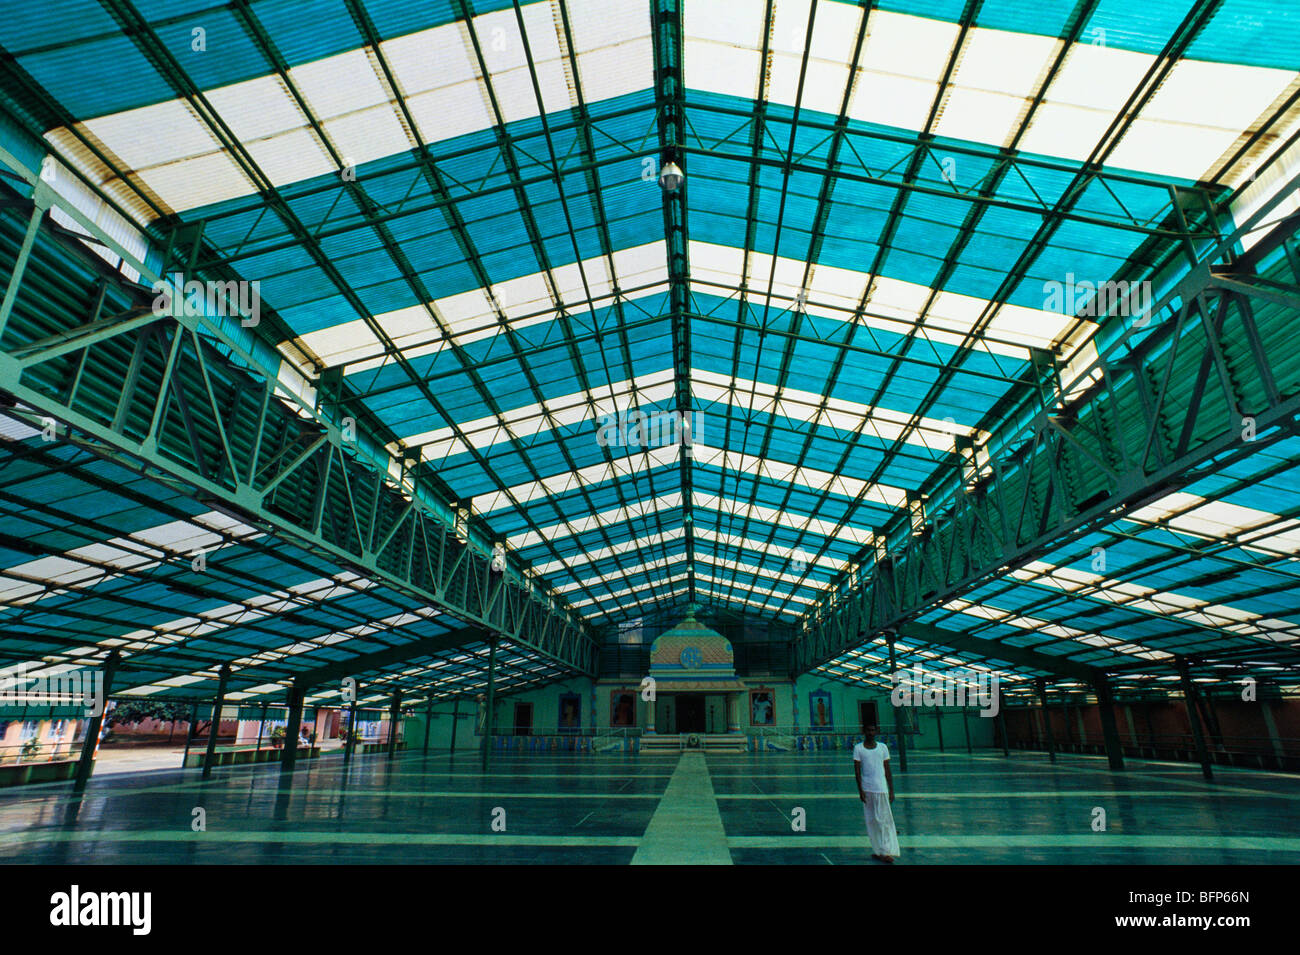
[1093,672,1126,772]
[182,701,198,767]
[201,663,230,779]
[1036,678,1056,763]
[1199,691,1227,763]
[934,709,945,752]
[422,697,433,755]
[1260,702,1286,769]
[344,694,359,764]
[887,634,907,772]
[256,702,268,754]
[481,640,498,771]
[387,689,403,759]
[1176,656,1213,781]
[280,682,305,778]
[0,185,51,338]
[449,696,461,756]
[962,707,973,754]
[73,649,120,792]
[1122,704,1138,751]
[998,708,1010,757]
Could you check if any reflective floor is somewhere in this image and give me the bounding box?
[1,748,1297,864]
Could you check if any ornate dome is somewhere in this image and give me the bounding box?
[647,604,746,691]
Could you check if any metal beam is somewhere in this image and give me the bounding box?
[422,696,432,756]
[1036,677,1057,764]
[651,0,694,601]
[1176,656,1214,781]
[0,182,597,677]
[897,623,1100,680]
[201,663,230,780]
[481,639,499,771]
[293,627,481,691]
[386,689,402,760]
[181,701,198,768]
[72,649,119,792]
[449,696,461,757]
[797,206,1300,675]
[887,632,907,773]
[1094,671,1126,772]
[345,693,359,765]
[280,682,305,778]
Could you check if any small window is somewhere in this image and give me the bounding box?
[617,617,643,644]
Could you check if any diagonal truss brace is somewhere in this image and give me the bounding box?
[796,193,1300,675]
[0,173,597,677]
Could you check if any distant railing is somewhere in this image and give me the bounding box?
[1009,730,1300,772]
[0,738,84,765]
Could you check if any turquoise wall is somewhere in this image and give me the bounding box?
[791,674,997,750]
[406,674,999,751]
[407,678,596,750]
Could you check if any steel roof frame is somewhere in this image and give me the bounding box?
[0,0,1297,704]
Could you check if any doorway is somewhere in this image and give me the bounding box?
[513,702,533,736]
[859,700,879,732]
[677,695,705,733]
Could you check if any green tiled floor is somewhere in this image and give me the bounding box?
[0,749,1296,864]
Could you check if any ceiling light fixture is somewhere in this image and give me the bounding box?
[659,160,684,193]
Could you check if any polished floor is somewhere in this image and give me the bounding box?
[1,748,1297,864]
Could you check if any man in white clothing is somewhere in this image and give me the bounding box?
[852,722,900,863]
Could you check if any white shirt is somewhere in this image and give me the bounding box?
[853,741,891,793]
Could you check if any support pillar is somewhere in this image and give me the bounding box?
[1260,702,1286,769]
[1093,671,1126,771]
[423,697,433,755]
[1198,691,1226,762]
[280,682,305,778]
[256,702,268,754]
[1176,656,1213,781]
[1122,704,1138,750]
[201,663,230,779]
[887,633,907,772]
[450,696,461,756]
[934,708,945,752]
[344,693,359,764]
[73,650,120,792]
[962,707,973,755]
[387,689,403,759]
[998,708,1010,757]
[1036,677,1056,763]
[481,639,498,771]
[1143,703,1158,757]
[182,702,198,767]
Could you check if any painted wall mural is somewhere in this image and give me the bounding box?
[558,693,581,735]
[809,689,834,731]
[610,690,637,727]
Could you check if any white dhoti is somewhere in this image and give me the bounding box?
[862,791,900,857]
